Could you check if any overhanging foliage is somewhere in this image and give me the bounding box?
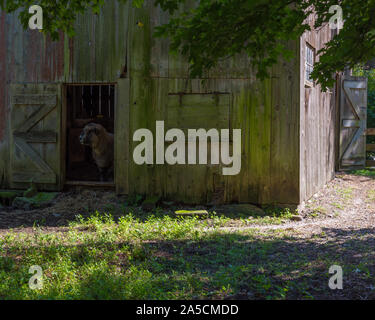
[1,0,375,90]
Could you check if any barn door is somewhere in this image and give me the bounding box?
[339,76,368,169]
[10,84,62,190]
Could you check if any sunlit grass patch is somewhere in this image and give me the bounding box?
[349,169,375,177]
[336,187,353,202]
[331,202,344,210]
[367,189,375,202]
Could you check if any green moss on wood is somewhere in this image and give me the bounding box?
[0,191,19,206]
[175,210,208,216]
[12,192,58,209]
[0,191,18,200]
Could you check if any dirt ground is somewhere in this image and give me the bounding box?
[220,172,375,236]
[0,173,374,235]
[0,189,127,231]
[271,172,375,237]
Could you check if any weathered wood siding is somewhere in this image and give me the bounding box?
[2,1,128,83]
[0,1,129,189]
[0,11,7,188]
[64,1,129,82]
[338,75,367,169]
[127,1,301,205]
[9,84,61,190]
[0,9,66,189]
[0,1,337,205]
[299,19,336,202]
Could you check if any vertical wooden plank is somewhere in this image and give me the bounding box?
[115,79,130,194]
[60,85,67,189]
[151,78,169,199]
[150,2,169,77]
[128,2,151,196]
[167,1,194,79]
[70,0,128,82]
[270,40,301,205]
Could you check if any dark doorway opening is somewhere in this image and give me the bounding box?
[65,84,115,183]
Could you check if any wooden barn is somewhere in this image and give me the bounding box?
[0,1,367,206]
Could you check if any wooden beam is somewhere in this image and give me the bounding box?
[13,173,56,184]
[12,94,56,105]
[14,137,55,174]
[367,144,375,152]
[13,131,57,143]
[342,159,365,166]
[16,103,57,132]
[342,119,361,128]
[366,128,375,135]
[65,180,115,187]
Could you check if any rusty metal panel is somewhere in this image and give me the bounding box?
[5,13,65,83]
[3,0,128,84]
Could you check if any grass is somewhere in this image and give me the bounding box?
[332,202,344,210]
[309,206,328,217]
[367,190,375,202]
[348,169,375,203]
[350,169,375,177]
[0,191,18,206]
[0,207,374,300]
[13,192,59,208]
[336,187,353,202]
[207,207,296,227]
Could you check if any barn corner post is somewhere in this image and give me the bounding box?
[60,84,67,189]
[0,10,8,189]
[299,15,338,204]
[0,0,343,207]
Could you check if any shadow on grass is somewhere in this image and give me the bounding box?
[1,227,375,300]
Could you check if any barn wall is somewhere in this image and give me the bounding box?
[0,8,66,189]
[64,1,129,82]
[1,1,303,205]
[0,1,129,189]
[299,20,336,202]
[127,1,301,205]
[3,1,128,84]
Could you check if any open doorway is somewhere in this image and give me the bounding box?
[65,84,115,184]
